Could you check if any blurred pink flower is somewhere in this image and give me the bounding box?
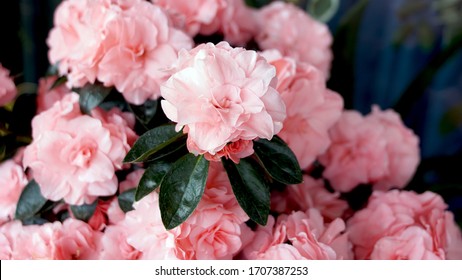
[0,219,100,260]
[0,64,16,106]
[98,1,193,104]
[368,106,421,191]
[242,209,352,260]
[256,1,333,78]
[161,42,286,160]
[36,76,71,113]
[271,175,348,221]
[211,0,259,46]
[153,0,225,36]
[347,190,462,260]
[262,50,343,169]
[0,160,27,225]
[23,93,137,205]
[319,106,420,192]
[47,0,192,104]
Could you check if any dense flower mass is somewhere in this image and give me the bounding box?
[1,0,461,261]
[271,175,348,221]
[319,106,420,193]
[0,219,100,260]
[153,0,257,46]
[256,1,333,78]
[347,190,462,260]
[0,64,16,106]
[242,209,352,260]
[47,0,192,105]
[161,42,286,162]
[262,50,343,169]
[23,93,138,205]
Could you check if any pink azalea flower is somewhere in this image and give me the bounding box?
[256,1,333,78]
[347,190,462,260]
[23,93,137,205]
[242,209,352,260]
[0,219,101,260]
[319,106,420,192]
[161,42,286,161]
[262,50,343,169]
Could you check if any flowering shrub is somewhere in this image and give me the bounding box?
[0,0,461,260]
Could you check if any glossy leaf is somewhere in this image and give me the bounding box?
[118,188,136,213]
[254,136,303,184]
[49,76,67,90]
[160,154,209,229]
[70,201,97,222]
[222,157,270,226]
[74,83,112,115]
[135,162,172,201]
[15,180,47,221]
[123,124,186,163]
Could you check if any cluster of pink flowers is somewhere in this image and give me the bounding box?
[47,0,193,104]
[0,0,461,260]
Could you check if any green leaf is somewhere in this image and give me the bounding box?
[15,180,48,221]
[123,124,186,163]
[307,0,340,23]
[49,76,67,90]
[160,154,209,229]
[74,83,112,115]
[118,188,136,213]
[70,201,97,222]
[244,0,272,8]
[135,162,172,201]
[129,99,158,128]
[222,157,270,226]
[254,136,303,184]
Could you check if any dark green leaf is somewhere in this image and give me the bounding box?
[222,157,270,226]
[129,99,158,128]
[136,162,172,201]
[70,201,97,222]
[118,188,136,213]
[22,217,49,226]
[15,180,47,221]
[74,83,112,115]
[244,0,272,8]
[160,154,209,229]
[49,76,67,90]
[254,136,303,184]
[123,124,186,163]
[307,0,340,22]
